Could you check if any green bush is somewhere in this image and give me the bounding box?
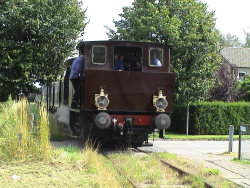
[170,102,250,135]
[239,76,250,101]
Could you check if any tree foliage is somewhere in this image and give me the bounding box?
[238,76,250,101]
[243,32,250,48]
[220,33,242,47]
[107,0,221,103]
[207,63,241,101]
[0,0,87,101]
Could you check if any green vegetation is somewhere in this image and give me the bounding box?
[155,151,178,160]
[107,0,221,104]
[171,102,250,135]
[0,100,128,187]
[183,175,205,188]
[156,152,238,188]
[109,152,180,187]
[30,102,71,141]
[0,0,87,101]
[204,168,220,175]
[150,131,250,140]
[0,98,50,161]
[0,100,243,187]
[232,158,250,165]
[0,145,126,188]
[239,76,250,101]
[221,32,250,48]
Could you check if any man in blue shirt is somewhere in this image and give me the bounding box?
[70,52,84,108]
[113,52,124,71]
[151,53,161,67]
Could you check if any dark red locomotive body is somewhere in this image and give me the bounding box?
[43,40,175,146]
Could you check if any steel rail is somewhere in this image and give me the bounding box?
[101,151,139,188]
[136,148,214,188]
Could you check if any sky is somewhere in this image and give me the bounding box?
[82,0,250,43]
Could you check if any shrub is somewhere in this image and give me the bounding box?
[0,98,51,160]
[170,102,250,135]
[238,75,250,101]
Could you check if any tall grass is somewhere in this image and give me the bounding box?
[81,142,123,187]
[38,103,51,159]
[0,97,50,161]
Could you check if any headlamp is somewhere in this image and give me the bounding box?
[153,90,168,112]
[95,89,109,110]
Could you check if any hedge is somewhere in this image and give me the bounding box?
[170,102,250,135]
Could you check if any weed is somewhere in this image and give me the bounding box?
[183,175,205,188]
[204,168,220,175]
[232,157,250,165]
[156,152,178,160]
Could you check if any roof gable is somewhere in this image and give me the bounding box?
[221,47,250,68]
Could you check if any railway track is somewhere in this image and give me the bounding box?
[101,150,139,188]
[101,147,215,188]
[136,148,214,188]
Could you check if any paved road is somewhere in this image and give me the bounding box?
[141,140,250,187]
[143,140,250,159]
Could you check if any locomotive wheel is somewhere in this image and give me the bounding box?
[131,135,146,148]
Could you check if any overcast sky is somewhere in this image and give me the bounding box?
[82,0,250,42]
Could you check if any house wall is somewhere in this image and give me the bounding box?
[223,59,250,81]
[237,67,250,76]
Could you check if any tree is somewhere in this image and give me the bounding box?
[107,0,221,104]
[238,76,250,101]
[220,33,242,47]
[207,63,241,101]
[0,0,87,101]
[243,32,250,48]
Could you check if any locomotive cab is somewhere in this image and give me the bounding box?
[48,40,175,147]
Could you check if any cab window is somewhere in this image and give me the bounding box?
[114,46,142,71]
[149,48,163,67]
[92,45,107,64]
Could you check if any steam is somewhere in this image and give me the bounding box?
[55,105,70,125]
[54,105,71,132]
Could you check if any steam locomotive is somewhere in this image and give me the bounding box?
[40,40,175,146]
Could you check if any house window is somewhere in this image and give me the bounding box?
[238,71,246,81]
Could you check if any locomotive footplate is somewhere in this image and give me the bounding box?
[110,115,154,137]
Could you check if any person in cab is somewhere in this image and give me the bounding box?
[114,52,124,71]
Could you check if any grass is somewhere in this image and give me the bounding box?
[108,151,181,187]
[183,175,205,188]
[0,100,247,187]
[0,99,127,186]
[0,98,51,161]
[0,145,127,188]
[156,152,239,188]
[149,131,250,140]
[204,168,220,175]
[30,102,71,141]
[232,157,250,165]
